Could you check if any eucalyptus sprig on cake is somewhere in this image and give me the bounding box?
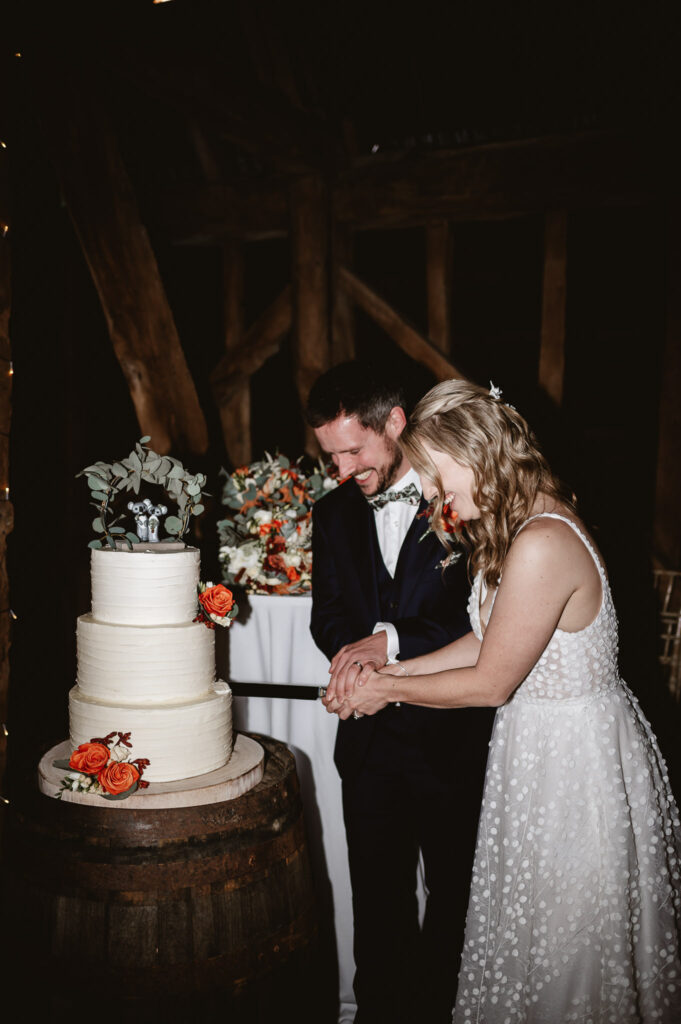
[77,437,208,548]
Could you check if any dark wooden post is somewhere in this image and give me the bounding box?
[654,204,681,567]
[0,138,12,828]
[291,176,330,452]
[538,211,568,406]
[218,240,251,468]
[211,287,292,409]
[426,221,453,354]
[331,223,355,364]
[33,63,208,455]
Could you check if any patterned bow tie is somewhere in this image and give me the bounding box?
[367,483,421,510]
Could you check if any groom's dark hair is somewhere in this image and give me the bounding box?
[305,360,407,434]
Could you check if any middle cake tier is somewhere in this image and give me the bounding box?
[77,614,215,704]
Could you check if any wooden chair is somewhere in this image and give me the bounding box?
[653,570,681,701]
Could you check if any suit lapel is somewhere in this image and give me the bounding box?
[393,499,441,614]
[341,483,382,621]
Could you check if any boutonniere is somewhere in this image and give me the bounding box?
[418,500,464,568]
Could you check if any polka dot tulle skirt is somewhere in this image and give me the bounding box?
[456,516,681,1023]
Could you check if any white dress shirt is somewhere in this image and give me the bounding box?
[371,466,422,661]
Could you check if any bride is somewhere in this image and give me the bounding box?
[324,379,681,1023]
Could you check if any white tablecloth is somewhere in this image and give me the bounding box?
[219,594,356,1023]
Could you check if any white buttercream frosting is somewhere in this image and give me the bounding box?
[90,546,200,625]
[76,615,215,704]
[69,683,233,782]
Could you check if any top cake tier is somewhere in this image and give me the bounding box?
[90,544,200,625]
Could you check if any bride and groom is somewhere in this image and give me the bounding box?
[306,361,681,1024]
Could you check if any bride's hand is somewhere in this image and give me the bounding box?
[337,670,393,719]
[377,662,410,678]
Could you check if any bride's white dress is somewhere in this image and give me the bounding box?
[454,513,681,1023]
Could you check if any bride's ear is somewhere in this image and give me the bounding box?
[385,406,407,439]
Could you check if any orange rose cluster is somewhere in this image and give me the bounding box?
[66,731,150,797]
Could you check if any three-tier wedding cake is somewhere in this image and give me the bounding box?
[68,543,233,783]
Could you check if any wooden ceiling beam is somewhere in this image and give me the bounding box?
[146,132,659,243]
[145,180,288,244]
[333,131,660,229]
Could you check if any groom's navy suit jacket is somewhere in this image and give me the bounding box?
[311,477,480,780]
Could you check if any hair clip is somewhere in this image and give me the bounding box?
[489,381,503,401]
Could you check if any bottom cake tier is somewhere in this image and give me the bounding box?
[68,681,233,782]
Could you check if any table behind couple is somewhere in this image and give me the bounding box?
[218,593,428,1024]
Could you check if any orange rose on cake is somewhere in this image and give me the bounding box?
[98,760,140,796]
[69,742,110,774]
[196,582,238,629]
[199,583,235,617]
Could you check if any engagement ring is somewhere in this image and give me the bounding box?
[353,661,363,669]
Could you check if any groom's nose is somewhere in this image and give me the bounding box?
[336,454,355,478]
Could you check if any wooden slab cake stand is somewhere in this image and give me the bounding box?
[38,731,264,807]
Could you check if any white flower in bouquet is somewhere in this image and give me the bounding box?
[224,540,261,575]
[252,509,273,526]
[282,550,303,570]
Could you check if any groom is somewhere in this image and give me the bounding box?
[307,362,492,1024]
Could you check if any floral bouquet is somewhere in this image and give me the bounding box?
[217,452,338,595]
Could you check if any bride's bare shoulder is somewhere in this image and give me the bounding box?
[508,508,604,578]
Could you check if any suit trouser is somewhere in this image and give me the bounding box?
[341,706,487,1024]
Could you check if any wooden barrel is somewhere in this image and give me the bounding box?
[3,735,328,1023]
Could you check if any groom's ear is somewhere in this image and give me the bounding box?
[384,406,407,439]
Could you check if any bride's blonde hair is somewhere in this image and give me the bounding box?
[400,379,573,586]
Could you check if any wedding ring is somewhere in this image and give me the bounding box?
[353,661,363,669]
[353,710,360,720]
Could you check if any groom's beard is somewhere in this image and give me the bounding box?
[358,437,404,496]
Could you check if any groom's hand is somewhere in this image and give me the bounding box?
[325,631,388,705]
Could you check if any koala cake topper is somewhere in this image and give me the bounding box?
[127,498,169,543]
[77,438,207,550]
